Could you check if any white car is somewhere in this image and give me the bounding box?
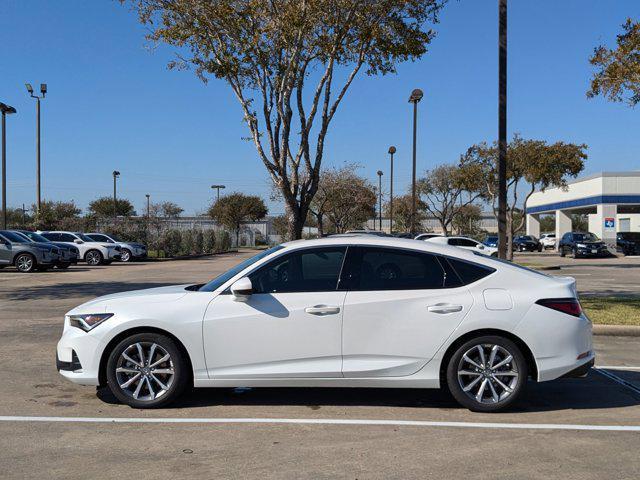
[85,232,147,262]
[424,235,498,256]
[540,233,557,250]
[57,236,593,412]
[40,231,122,266]
[414,233,444,241]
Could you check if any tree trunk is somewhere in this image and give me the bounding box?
[286,203,306,240]
[316,214,324,238]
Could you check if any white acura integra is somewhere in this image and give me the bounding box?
[57,236,594,412]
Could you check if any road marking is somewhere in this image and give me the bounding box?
[597,365,640,371]
[595,368,640,396]
[0,415,639,432]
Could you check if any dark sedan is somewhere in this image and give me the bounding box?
[15,230,80,269]
[559,232,610,258]
[513,235,542,252]
[616,232,640,256]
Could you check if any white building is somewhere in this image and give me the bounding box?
[526,172,640,248]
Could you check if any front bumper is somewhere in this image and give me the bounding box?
[575,247,609,257]
[57,322,103,386]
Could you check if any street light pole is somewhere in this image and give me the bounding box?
[497,0,508,259]
[112,171,120,219]
[408,89,423,236]
[388,146,396,233]
[25,83,46,215]
[146,194,150,218]
[377,170,383,231]
[1,102,17,230]
[211,184,226,203]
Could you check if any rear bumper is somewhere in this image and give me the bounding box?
[561,358,595,378]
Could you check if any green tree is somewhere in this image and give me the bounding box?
[33,200,82,230]
[159,201,183,218]
[463,135,587,259]
[208,192,268,243]
[417,162,486,236]
[588,18,640,106]
[452,204,483,237]
[88,196,136,217]
[384,194,426,234]
[122,0,446,239]
[309,164,376,235]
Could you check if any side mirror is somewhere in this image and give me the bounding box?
[230,277,252,301]
[74,239,83,244]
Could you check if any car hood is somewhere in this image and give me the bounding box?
[66,284,192,315]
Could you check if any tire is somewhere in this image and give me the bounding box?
[85,249,103,266]
[559,246,566,257]
[56,263,71,269]
[120,249,132,262]
[446,335,528,413]
[106,332,189,408]
[15,253,37,273]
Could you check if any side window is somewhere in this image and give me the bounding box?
[42,233,58,241]
[343,247,447,291]
[93,234,110,242]
[561,233,571,242]
[458,239,478,247]
[59,233,77,242]
[249,247,346,294]
[447,238,460,246]
[446,257,495,285]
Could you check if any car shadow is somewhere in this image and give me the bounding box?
[96,370,640,413]
[3,281,175,301]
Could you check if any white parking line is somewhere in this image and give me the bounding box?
[0,415,639,432]
[597,365,640,371]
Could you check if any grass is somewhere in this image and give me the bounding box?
[580,297,640,326]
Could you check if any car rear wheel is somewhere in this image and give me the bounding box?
[106,333,189,408]
[85,249,103,266]
[15,253,37,273]
[120,249,132,262]
[446,335,527,412]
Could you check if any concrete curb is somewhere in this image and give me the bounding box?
[143,250,238,262]
[593,324,640,336]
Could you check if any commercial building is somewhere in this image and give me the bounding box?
[526,172,640,248]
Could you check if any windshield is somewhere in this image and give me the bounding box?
[198,246,284,292]
[20,231,50,243]
[573,233,599,242]
[620,232,640,241]
[0,230,29,243]
[77,233,95,242]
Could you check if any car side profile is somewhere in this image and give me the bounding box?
[0,230,61,272]
[425,235,498,257]
[57,237,593,412]
[40,231,122,266]
[16,230,80,269]
[85,233,147,262]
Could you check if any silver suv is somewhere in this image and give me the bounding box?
[0,230,61,272]
[85,233,147,262]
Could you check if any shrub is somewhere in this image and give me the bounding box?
[216,230,232,252]
[193,228,204,255]
[203,229,216,253]
[180,229,195,256]
[161,229,181,257]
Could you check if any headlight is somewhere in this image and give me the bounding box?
[69,313,114,332]
[576,243,587,248]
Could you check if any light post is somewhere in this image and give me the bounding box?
[497,0,508,259]
[387,146,396,233]
[1,102,17,230]
[112,171,120,218]
[377,170,383,231]
[145,194,150,218]
[211,184,226,203]
[408,88,423,236]
[25,83,46,215]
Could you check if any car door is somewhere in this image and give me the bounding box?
[0,234,12,265]
[340,246,474,377]
[202,246,347,379]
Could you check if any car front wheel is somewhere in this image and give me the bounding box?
[120,249,132,262]
[15,253,37,273]
[106,333,189,408]
[85,249,103,266]
[446,335,527,412]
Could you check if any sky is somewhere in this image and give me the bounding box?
[1,0,639,216]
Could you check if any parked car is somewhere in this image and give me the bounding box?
[85,233,147,262]
[414,233,443,241]
[57,236,593,412]
[15,230,79,269]
[483,235,498,248]
[342,230,391,237]
[0,230,61,272]
[425,235,498,256]
[540,233,556,250]
[513,235,543,252]
[616,232,640,256]
[40,231,122,266]
[558,232,609,258]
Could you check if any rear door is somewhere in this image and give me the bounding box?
[0,234,11,265]
[340,246,474,377]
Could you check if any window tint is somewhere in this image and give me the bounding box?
[0,231,29,243]
[89,234,110,242]
[59,233,77,242]
[41,233,59,241]
[249,247,346,294]
[562,233,571,242]
[446,257,496,284]
[457,238,478,247]
[343,247,447,291]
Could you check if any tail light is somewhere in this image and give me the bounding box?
[536,298,582,317]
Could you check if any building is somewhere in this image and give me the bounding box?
[526,172,640,248]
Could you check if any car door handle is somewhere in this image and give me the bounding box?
[305,305,341,316]
[427,304,463,314]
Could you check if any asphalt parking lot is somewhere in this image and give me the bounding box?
[1,252,639,479]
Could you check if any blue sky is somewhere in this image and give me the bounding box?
[1,0,639,216]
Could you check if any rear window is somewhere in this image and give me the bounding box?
[446,257,496,285]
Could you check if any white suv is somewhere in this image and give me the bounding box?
[540,233,556,250]
[40,231,121,266]
[425,235,498,256]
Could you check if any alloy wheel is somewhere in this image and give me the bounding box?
[16,255,34,272]
[121,249,131,262]
[115,342,175,402]
[457,343,519,405]
[86,251,101,266]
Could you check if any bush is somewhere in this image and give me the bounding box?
[203,229,216,253]
[216,230,232,252]
[193,228,204,255]
[179,229,195,256]
[161,229,181,257]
